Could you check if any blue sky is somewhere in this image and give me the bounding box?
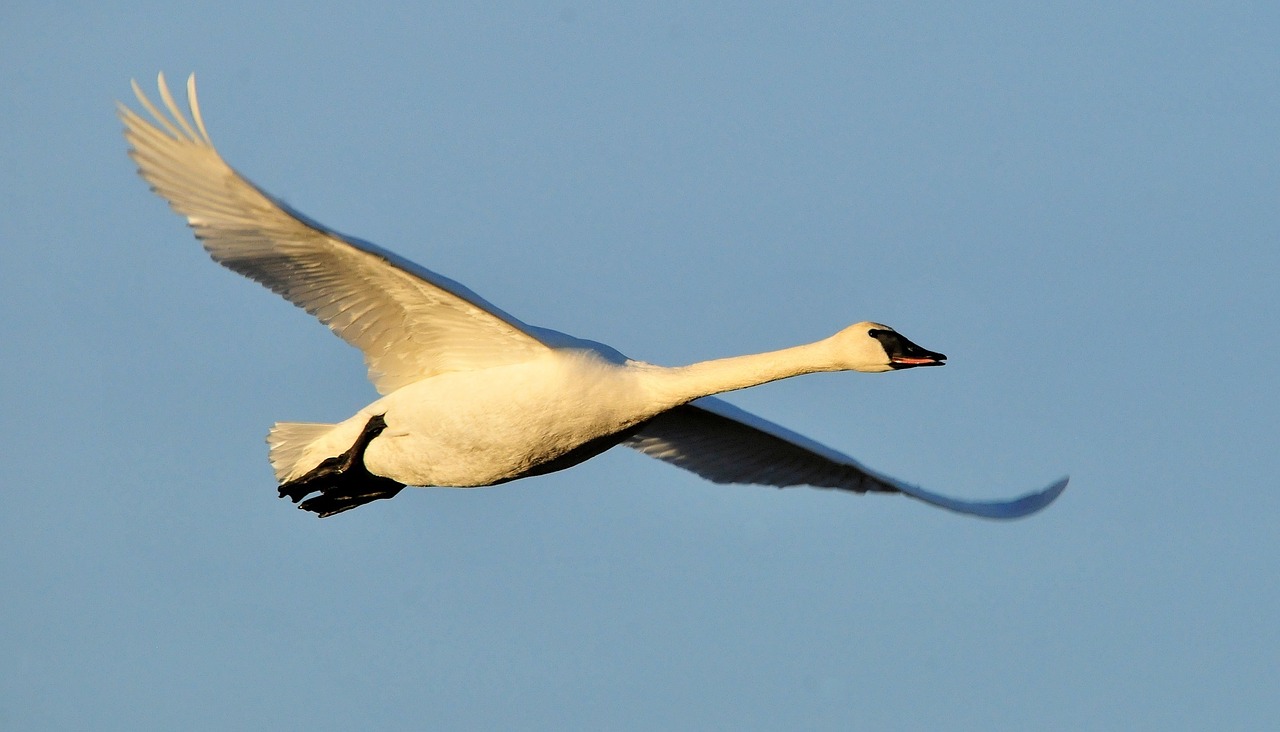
[3,2,1278,729]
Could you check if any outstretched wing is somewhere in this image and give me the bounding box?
[625,398,1067,519]
[120,73,551,394]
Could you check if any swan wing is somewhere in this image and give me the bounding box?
[120,74,551,394]
[626,398,1067,519]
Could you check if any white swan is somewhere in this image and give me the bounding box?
[120,74,1067,519]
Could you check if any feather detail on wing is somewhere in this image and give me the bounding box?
[625,398,1067,519]
[120,73,551,394]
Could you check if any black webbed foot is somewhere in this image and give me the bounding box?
[277,414,406,518]
[296,481,405,518]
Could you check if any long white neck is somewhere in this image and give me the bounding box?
[642,337,844,407]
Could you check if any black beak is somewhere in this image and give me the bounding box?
[872,330,947,369]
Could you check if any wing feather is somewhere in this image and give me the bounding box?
[626,398,1067,519]
[121,73,550,394]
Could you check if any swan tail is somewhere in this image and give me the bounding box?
[266,421,337,483]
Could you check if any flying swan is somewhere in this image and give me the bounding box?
[120,74,1067,519]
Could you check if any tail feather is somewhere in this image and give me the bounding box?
[267,422,336,483]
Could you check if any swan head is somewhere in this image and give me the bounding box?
[833,322,947,373]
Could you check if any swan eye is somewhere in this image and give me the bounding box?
[866,328,882,338]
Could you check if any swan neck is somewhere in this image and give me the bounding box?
[650,338,840,406]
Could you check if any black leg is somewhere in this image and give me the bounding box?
[276,414,407,517]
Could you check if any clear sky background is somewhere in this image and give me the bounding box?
[3,3,1278,730]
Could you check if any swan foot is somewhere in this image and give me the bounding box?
[277,414,405,518]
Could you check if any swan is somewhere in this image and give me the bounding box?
[120,73,1067,519]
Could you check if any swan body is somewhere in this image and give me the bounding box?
[121,74,1068,519]
[317,350,654,488]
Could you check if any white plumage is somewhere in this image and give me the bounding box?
[121,73,1067,519]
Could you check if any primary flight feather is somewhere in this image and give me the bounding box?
[121,73,1067,519]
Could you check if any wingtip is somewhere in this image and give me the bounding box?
[1006,475,1069,518]
[122,71,210,145]
[895,474,1069,520]
[987,474,1070,519]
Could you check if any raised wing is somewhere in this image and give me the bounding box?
[625,398,1067,519]
[120,73,551,394]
